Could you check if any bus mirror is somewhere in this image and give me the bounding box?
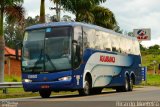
[72,40,78,44]
[15,41,22,60]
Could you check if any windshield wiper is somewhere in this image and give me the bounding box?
[33,49,57,72]
[32,49,44,72]
[22,66,42,73]
[45,54,56,70]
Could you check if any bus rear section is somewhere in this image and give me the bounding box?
[73,48,142,95]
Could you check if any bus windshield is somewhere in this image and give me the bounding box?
[22,27,72,73]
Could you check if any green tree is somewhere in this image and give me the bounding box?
[0,0,25,82]
[61,15,72,22]
[4,15,26,49]
[114,25,123,34]
[148,44,160,55]
[60,0,117,29]
[140,44,146,51]
[127,32,134,37]
[91,6,117,29]
[40,0,45,23]
[60,0,107,21]
[149,45,160,50]
[50,15,58,22]
[25,16,40,27]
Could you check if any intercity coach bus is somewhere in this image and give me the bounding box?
[20,22,142,98]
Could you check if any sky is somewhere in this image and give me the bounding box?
[23,0,160,47]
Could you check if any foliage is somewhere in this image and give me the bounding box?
[141,44,160,71]
[140,44,146,51]
[59,0,117,29]
[0,0,25,82]
[60,0,107,15]
[149,44,159,50]
[91,6,117,29]
[61,15,72,22]
[4,17,24,49]
[25,16,40,27]
[141,74,160,86]
[4,75,21,82]
[114,25,123,34]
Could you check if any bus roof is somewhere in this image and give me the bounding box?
[26,22,137,40]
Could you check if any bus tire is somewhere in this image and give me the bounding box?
[39,90,51,98]
[116,76,129,92]
[78,78,90,96]
[123,76,129,92]
[129,77,133,91]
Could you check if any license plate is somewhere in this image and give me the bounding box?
[41,85,49,89]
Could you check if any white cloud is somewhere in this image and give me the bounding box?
[141,37,160,47]
[23,0,54,17]
[23,0,160,47]
[23,0,75,19]
[102,0,160,47]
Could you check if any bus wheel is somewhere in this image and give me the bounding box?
[123,76,129,92]
[78,79,90,96]
[129,78,133,91]
[116,77,129,92]
[39,90,51,98]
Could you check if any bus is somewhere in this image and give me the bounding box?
[20,22,142,98]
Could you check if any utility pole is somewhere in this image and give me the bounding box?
[153,60,157,75]
[50,1,62,22]
[153,53,157,75]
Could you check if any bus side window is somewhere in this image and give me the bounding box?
[74,26,83,68]
[111,35,117,52]
[83,27,96,50]
[94,31,101,50]
[112,47,117,52]
[105,48,111,51]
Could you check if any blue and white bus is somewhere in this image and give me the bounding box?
[21,22,142,98]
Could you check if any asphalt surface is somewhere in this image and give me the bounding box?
[1,86,160,107]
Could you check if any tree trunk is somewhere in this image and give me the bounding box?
[39,0,45,23]
[56,3,59,21]
[0,7,4,82]
[0,36,4,82]
[75,13,79,22]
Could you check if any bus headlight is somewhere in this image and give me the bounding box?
[58,76,72,81]
[23,79,32,83]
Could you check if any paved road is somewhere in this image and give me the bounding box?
[1,86,160,107]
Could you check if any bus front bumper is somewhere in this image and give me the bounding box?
[22,80,75,92]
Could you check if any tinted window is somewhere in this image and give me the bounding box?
[74,26,83,47]
[83,27,96,49]
[46,27,71,38]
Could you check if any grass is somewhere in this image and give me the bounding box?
[1,73,160,99]
[0,88,39,99]
[0,88,38,99]
[1,75,79,99]
[141,74,160,86]
[146,74,160,86]
[0,87,79,99]
[141,53,160,71]
[4,75,21,82]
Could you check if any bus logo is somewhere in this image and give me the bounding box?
[100,55,115,63]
